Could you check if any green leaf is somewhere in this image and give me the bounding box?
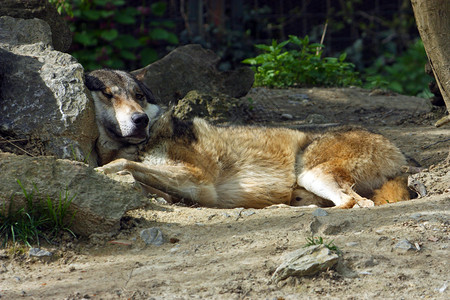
[388,81,403,93]
[82,10,102,20]
[114,11,136,24]
[113,34,142,49]
[100,29,118,41]
[160,20,176,28]
[242,58,257,65]
[120,50,137,60]
[140,48,158,66]
[105,57,125,69]
[93,0,110,6]
[100,10,115,18]
[151,2,167,17]
[149,28,170,40]
[166,33,179,44]
[339,52,347,61]
[73,32,98,46]
[111,0,126,5]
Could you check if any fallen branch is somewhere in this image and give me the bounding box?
[0,136,35,156]
[422,137,450,149]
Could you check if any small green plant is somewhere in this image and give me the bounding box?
[43,191,77,237]
[243,35,361,88]
[364,39,432,97]
[70,144,92,164]
[0,180,77,248]
[48,0,79,16]
[304,236,342,255]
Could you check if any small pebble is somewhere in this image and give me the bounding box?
[169,245,180,253]
[312,208,328,217]
[359,271,372,275]
[29,248,52,257]
[438,281,448,293]
[241,210,256,217]
[281,113,293,120]
[346,242,359,247]
[394,239,415,252]
[154,197,168,205]
[140,227,164,246]
[410,213,422,220]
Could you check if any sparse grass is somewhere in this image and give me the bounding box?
[304,236,342,255]
[0,180,77,248]
[70,144,92,164]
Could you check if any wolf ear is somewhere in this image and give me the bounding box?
[84,74,105,91]
[133,69,146,81]
[135,78,158,104]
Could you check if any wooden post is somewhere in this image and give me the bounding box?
[411,0,450,127]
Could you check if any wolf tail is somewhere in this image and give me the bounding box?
[372,176,411,205]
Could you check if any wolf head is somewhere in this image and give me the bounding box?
[85,69,161,145]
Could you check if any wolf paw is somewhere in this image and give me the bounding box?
[352,198,375,208]
[95,158,128,175]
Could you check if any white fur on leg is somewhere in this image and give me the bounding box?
[297,168,347,207]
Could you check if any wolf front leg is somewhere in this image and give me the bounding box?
[297,167,374,209]
[96,158,219,207]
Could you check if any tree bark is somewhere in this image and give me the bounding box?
[411,0,450,127]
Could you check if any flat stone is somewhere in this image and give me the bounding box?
[271,244,339,283]
[394,239,416,252]
[29,248,52,257]
[140,228,164,246]
[312,208,329,217]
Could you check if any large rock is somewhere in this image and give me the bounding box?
[173,90,259,124]
[0,0,72,52]
[0,153,146,237]
[271,244,339,283]
[132,44,254,105]
[0,16,98,165]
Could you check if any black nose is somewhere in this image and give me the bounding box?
[132,113,149,129]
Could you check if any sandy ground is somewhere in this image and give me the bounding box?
[1,87,449,299]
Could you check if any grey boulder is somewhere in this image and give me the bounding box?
[132,44,254,106]
[0,16,98,165]
[0,153,145,237]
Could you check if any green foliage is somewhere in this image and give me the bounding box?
[243,35,361,88]
[48,0,78,16]
[0,180,76,248]
[363,39,432,97]
[66,0,178,70]
[304,236,342,255]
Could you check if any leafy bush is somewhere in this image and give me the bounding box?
[363,39,432,97]
[242,35,361,88]
[65,0,178,70]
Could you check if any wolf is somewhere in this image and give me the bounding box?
[85,69,411,209]
[84,69,162,165]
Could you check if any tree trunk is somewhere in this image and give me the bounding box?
[411,0,450,127]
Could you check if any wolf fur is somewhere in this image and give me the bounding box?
[85,69,410,209]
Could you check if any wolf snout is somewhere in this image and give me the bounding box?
[132,112,149,129]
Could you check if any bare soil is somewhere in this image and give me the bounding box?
[1,87,449,299]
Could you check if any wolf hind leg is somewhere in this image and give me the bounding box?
[297,167,374,209]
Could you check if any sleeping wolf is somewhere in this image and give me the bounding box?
[85,69,410,209]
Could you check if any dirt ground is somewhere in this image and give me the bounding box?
[1,87,449,299]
